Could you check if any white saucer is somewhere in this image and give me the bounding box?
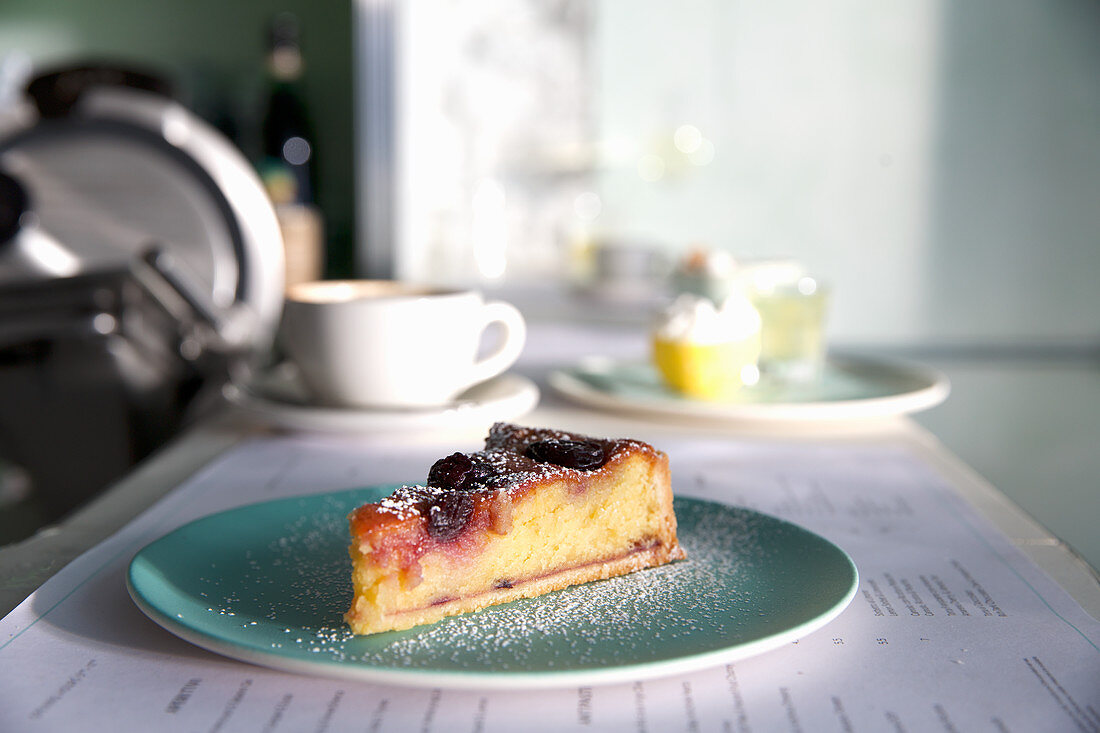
[549,355,949,424]
[224,364,539,433]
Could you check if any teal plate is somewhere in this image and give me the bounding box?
[550,356,949,423]
[128,489,857,689]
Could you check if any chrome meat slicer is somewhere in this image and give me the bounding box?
[0,65,285,522]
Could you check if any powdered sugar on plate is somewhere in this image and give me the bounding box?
[351,508,762,671]
[131,486,857,685]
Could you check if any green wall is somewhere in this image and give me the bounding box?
[0,0,356,276]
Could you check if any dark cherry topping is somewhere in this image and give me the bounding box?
[525,439,608,470]
[422,452,501,541]
[427,452,474,490]
[426,492,475,542]
[427,452,497,492]
[467,460,498,488]
[402,426,620,542]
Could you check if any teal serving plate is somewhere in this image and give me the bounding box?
[128,488,857,689]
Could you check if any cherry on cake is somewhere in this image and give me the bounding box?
[345,422,685,635]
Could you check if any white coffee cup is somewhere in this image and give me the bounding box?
[279,280,526,408]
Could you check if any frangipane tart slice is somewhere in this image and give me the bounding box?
[345,422,685,635]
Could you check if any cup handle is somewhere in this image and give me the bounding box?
[466,300,527,388]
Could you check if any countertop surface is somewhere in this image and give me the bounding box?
[1,313,1097,620]
[2,311,1099,732]
[912,354,1100,573]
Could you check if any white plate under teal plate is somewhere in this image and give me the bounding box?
[127,487,858,690]
[549,355,949,423]
[224,365,539,433]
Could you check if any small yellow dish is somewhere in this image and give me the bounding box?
[653,337,760,400]
[651,293,762,401]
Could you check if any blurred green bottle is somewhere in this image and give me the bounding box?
[259,12,324,286]
[260,12,314,206]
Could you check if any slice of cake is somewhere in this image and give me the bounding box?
[345,422,685,635]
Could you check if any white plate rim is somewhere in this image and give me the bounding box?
[549,355,950,423]
[224,372,540,433]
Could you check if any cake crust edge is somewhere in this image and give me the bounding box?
[347,537,685,634]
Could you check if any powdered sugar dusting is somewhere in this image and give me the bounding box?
[190,492,787,675]
[160,474,859,684]
[353,423,663,536]
[343,503,764,670]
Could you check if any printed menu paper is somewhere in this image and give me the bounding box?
[2,433,1098,732]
